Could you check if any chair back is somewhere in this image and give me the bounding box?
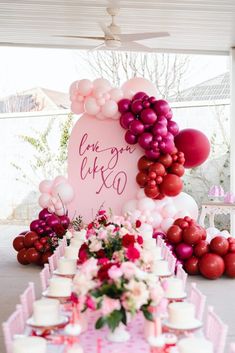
[189,282,206,321]
[48,252,58,273]
[20,282,35,321]
[167,251,177,274]
[229,343,235,353]
[2,305,25,353]
[205,306,228,353]
[40,263,51,292]
[176,263,188,289]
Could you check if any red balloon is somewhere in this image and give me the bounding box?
[184,256,200,275]
[228,237,235,244]
[17,248,29,265]
[158,154,173,168]
[229,243,235,253]
[138,156,154,171]
[174,129,210,168]
[224,253,235,278]
[182,226,202,245]
[149,163,166,176]
[169,163,185,177]
[40,251,53,265]
[160,174,183,197]
[144,185,160,199]
[210,236,229,256]
[175,243,193,260]
[194,240,210,258]
[199,253,224,279]
[23,231,39,248]
[26,248,41,264]
[136,171,148,187]
[174,218,189,229]
[13,236,25,251]
[166,225,183,244]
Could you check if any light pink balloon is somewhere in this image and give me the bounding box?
[38,193,51,208]
[39,180,53,194]
[48,205,55,213]
[77,79,93,96]
[151,211,163,228]
[97,98,106,106]
[84,96,100,115]
[109,88,124,102]
[77,95,84,102]
[92,86,106,99]
[160,217,174,233]
[54,200,64,210]
[93,78,111,92]
[69,80,79,96]
[111,112,121,120]
[121,77,157,98]
[53,175,67,187]
[96,112,106,120]
[71,101,84,115]
[161,205,177,218]
[52,183,74,204]
[101,100,118,118]
[55,208,65,216]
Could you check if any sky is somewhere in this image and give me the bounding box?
[0,46,229,97]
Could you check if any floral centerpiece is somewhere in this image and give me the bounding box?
[73,257,164,340]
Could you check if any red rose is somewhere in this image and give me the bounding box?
[96,249,106,258]
[78,243,89,263]
[87,223,93,230]
[136,220,142,228]
[53,224,66,238]
[137,235,143,245]
[122,234,136,248]
[126,246,140,261]
[97,262,114,281]
[97,257,109,265]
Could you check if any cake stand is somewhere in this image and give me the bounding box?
[42,290,72,304]
[27,315,69,333]
[53,269,75,279]
[163,319,202,336]
[165,293,187,303]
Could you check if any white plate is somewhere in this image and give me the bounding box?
[53,269,76,277]
[26,315,69,329]
[164,319,202,331]
[165,292,187,300]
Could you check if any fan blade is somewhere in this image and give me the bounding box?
[119,42,155,52]
[119,32,170,42]
[99,22,115,39]
[53,35,105,41]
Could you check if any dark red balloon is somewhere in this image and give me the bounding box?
[199,253,224,279]
[160,174,183,197]
[23,231,39,248]
[166,225,183,244]
[182,226,202,245]
[20,230,28,235]
[169,163,185,177]
[26,248,41,264]
[184,256,200,275]
[144,185,160,199]
[30,220,41,232]
[229,243,235,253]
[136,172,148,187]
[17,248,29,265]
[158,154,173,168]
[149,162,165,176]
[46,215,60,228]
[13,236,25,251]
[174,129,210,168]
[59,215,70,230]
[41,251,53,265]
[138,156,154,171]
[210,236,229,256]
[38,208,52,220]
[174,218,189,229]
[224,253,235,278]
[194,240,210,258]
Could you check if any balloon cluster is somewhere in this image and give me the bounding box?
[39,176,74,216]
[123,191,199,232]
[70,78,123,120]
[165,218,235,279]
[12,209,70,266]
[118,92,179,158]
[136,150,184,199]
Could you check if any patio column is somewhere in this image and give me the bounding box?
[230,48,235,234]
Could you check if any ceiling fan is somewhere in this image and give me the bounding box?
[56,5,170,51]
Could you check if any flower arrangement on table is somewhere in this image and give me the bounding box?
[73,257,164,332]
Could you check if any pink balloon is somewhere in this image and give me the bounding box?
[39,180,53,193]
[54,199,64,210]
[84,97,100,115]
[52,183,74,204]
[77,79,93,96]
[69,80,79,96]
[53,175,67,187]
[121,77,157,98]
[97,98,106,106]
[71,101,84,115]
[109,88,124,102]
[38,193,51,208]
[55,208,65,216]
[48,205,55,214]
[93,78,111,92]
[101,100,118,118]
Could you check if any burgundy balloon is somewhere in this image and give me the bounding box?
[138,132,153,150]
[153,100,170,116]
[145,149,160,160]
[152,123,168,137]
[36,227,44,236]
[43,225,53,234]
[175,243,193,260]
[20,230,28,236]
[125,130,138,144]
[38,220,46,228]
[129,120,145,135]
[131,99,143,114]
[140,108,157,125]
[38,208,52,220]
[167,121,179,136]
[30,220,41,232]
[133,92,148,100]
[118,98,131,113]
[59,215,70,229]
[159,139,175,154]
[120,112,135,129]
[46,215,60,228]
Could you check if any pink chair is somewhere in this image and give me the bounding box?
[2,305,25,353]
[40,263,51,292]
[167,251,177,274]
[161,242,168,260]
[204,306,228,353]
[48,253,58,273]
[176,263,188,289]
[189,282,206,321]
[229,343,235,353]
[157,236,164,248]
[20,282,35,321]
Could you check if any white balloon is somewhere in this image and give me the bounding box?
[160,218,174,233]
[220,230,231,238]
[122,199,137,215]
[139,223,153,237]
[206,227,221,242]
[174,210,191,219]
[138,197,155,212]
[172,192,199,220]
[161,205,177,218]
[136,189,146,200]
[151,211,163,228]
[129,210,142,223]
[154,198,169,211]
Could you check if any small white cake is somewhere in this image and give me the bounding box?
[70,238,84,248]
[73,229,86,241]
[64,245,80,260]
[33,298,60,326]
[66,344,84,353]
[58,257,77,275]
[153,260,171,276]
[143,237,156,250]
[168,302,196,327]
[48,276,72,297]
[164,278,185,298]
[13,337,47,353]
[152,246,162,260]
[178,337,213,353]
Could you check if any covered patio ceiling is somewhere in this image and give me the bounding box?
[0,0,235,55]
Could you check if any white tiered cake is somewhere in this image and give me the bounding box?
[13,337,47,353]
[164,278,186,299]
[64,245,80,260]
[47,276,72,297]
[57,257,77,275]
[178,337,213,353]
[153,259,171,276]
[167,302,200,329]
[33,298,60,326]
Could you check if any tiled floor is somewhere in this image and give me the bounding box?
[0,225,234,353]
